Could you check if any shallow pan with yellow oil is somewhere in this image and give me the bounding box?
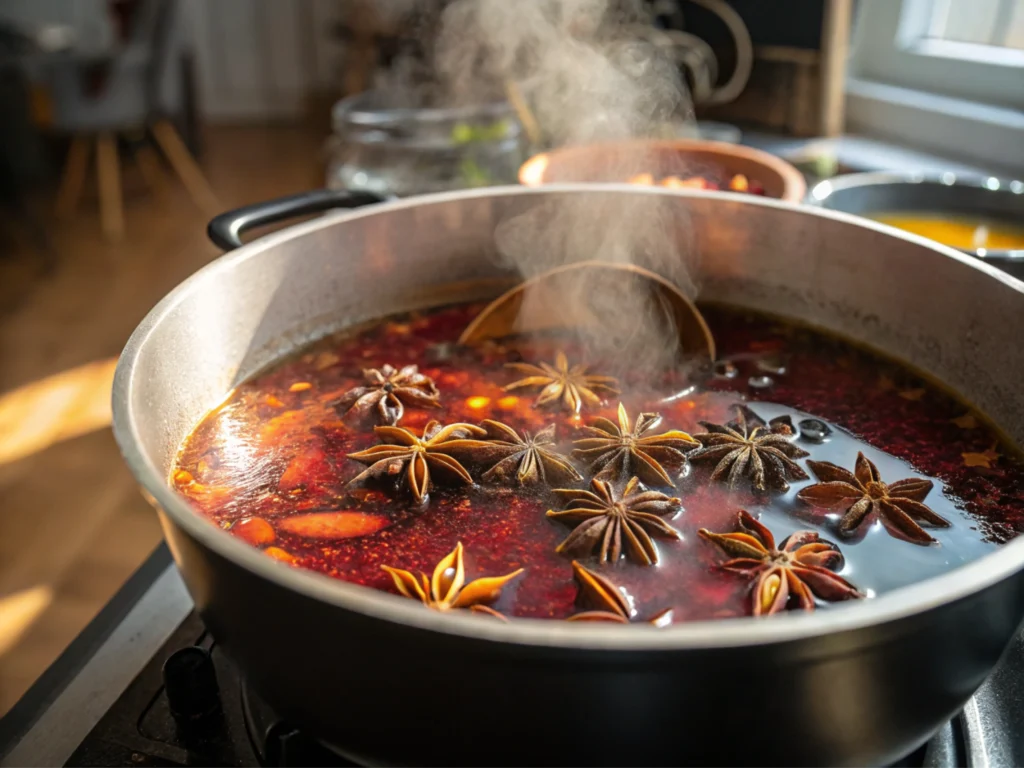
[808,171,1024,280]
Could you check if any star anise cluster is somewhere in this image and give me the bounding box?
[334,364,440,426]
[382,542,523,620]
[567,561,673,626]
[504,351,619,415]
[547,477,682,566]
[445,420,582,487]
[347,420,486,504]
[572,403,698,486]
[688,405,809,493]
[347,416,585,499]
[334,332,956,629]
[797,452,950,544]
[699,511,863,615]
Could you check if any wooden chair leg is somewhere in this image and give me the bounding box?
[134,143,168,199]
[55,136,90,219]
[96,132,124,241]
[150,120,221,216]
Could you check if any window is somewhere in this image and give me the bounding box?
[846,0,1024,172]
[924,0,1024,51]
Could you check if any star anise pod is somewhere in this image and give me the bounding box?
[504,351,620,414]
[347,420,486,503]
[449,420,582,486]
[699,511,863,615]
[566,561,673,626]
[381,542,523,620]
[547,476,682,565]
[333,364,440,425]
[797,452,950,544]
[688,405,809,492]
[572,402,698,486]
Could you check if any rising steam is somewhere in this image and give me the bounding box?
[488,190,702,374]
[410,0,703,376]
[433,0,693,145]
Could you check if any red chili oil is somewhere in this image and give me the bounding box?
[171,303,1024,623]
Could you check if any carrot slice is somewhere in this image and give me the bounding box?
[264,547,299,564]
[278,446,332,491]
[230,517,276,546]
[260,410,306,443]
[279,511,389,540]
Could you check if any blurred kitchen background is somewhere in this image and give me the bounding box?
[0,0,1021,715]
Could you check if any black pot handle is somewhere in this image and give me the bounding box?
[206,188,385,251]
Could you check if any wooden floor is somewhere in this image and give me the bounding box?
[0,123,325,715]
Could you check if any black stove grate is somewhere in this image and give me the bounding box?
[61,610,960,768]
[63,612,355,767]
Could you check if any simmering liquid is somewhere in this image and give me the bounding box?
[870,213,1024,251]
[171,303,1024,623]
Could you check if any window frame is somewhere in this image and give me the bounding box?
[845,0,1024,173]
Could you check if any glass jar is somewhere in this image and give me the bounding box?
[327,91,526,197]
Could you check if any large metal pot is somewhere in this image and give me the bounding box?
[112,186,1024,767]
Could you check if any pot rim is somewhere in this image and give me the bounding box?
[517,138,808,203]
[807,171,1024,262]
[112,184,1024,651]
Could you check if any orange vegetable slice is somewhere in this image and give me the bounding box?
[230,517,276,546]
[279,511,389,540]
[278,447,332,491]
[260,409,306,442]
[264,547,299,564]
[729,174,749,192]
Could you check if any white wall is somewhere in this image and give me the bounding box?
[0,0,89,26]
[183,0,346,122]
[308,0,348,90]
[0,0,346,122]
[0,0,114,52]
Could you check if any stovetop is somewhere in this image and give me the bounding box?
[1,544,1022,767]
[59,612,351,767]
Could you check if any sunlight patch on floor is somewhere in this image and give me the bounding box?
[0,585,55,657]
[0,358,117,466]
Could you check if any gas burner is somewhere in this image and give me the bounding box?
[241,675,354,766]
[58,611,357,767]
[0,546,1021,767]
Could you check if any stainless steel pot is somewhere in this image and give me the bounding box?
[113,186,1024,767]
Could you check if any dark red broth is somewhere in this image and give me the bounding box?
[172,303,1024,623]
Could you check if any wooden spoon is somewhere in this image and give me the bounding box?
[458,261,715,362]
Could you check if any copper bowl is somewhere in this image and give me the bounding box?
[518,138,806,202]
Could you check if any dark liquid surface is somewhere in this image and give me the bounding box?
[172,303,1024,622]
